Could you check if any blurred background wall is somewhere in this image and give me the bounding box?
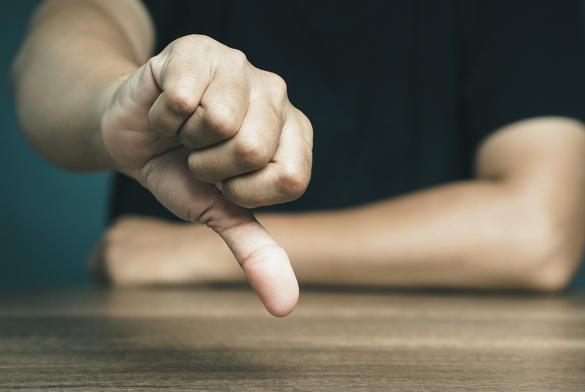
[1,1,584,288]
[1,1,109,286]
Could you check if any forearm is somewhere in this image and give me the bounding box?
[257,178,579,290]
[102,172,582,290]
[257,119,585,290]
[12,0,153,170]
[122,174,575,289]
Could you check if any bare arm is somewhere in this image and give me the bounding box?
[12,0,153,170]
[13,0,315,316]
[101,117,585,291]
[264,117,585,290]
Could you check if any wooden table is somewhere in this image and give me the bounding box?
[1,287,584,391]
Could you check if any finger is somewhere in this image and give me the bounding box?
[139,149,299,316]
[178,52,250,149]
[118,61,162,109]
[187,95,283,183]
[212,205,300,318]
[221,107,313,208]
[147,49,212,138]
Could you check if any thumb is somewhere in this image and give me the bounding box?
[209,204,299,317]
[139,149,299,317]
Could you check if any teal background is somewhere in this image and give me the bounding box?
[1,1,110,286]
[1,1,584,288]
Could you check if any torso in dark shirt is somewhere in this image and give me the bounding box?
[110,0,585,221]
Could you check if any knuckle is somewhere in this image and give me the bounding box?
[276,164,308,200]
[175,34,214,50]
[168,35,217,67]
[205,103,240,139]
[147,53,165,73]
[166,88,198,115]
[296,109,314,149]
[190,198,231,230]
[265,72,288,100]
[298,110,313,133]
[230,48,248,66]
[235,137,270,169]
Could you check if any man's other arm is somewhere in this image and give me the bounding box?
[102,117,585,291]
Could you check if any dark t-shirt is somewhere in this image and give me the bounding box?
[110,0,585,221]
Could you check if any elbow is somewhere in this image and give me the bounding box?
[515,219,583,292]
[523,254,575,292]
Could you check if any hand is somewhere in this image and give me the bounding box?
[99,35,313,316]
[88,216,241,286]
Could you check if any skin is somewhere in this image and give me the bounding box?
[13,1,585,307]
[95,118,585,291]
[12,0,313,317]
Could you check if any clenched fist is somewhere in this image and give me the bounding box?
[100,35,313,316]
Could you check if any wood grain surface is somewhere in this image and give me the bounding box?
[0,287,584,391]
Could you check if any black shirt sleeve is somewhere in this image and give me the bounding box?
[464,0,585,148]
